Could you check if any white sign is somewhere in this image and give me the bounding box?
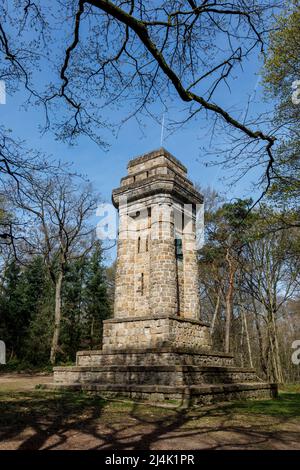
[0,340,5,364]
[292,340,300,365]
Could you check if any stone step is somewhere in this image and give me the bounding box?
[53,364,261,387]
[76,349,235,368]
[42,381,277,405]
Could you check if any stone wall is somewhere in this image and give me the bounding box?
[53,365,260,387]
[76,350,235,367]
[102,315,211,352]
[169,318,211,350]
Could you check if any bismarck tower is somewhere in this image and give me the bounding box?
[50,149,276,405]
[107,147,210,352]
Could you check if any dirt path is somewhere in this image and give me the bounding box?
[0,373,52,391]
[2,419,300,450]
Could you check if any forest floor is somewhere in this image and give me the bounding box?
[0,373,300,450]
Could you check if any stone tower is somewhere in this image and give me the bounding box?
[103,148,211,353]
[49,149,276,405]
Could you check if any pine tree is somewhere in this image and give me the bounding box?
[0,259,24,359]
[60,257,87,361]
[23,257,53,365]
[0,256,51,364]
[84,241,111,349]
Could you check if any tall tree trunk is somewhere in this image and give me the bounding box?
[242,308,253,368]
[240,312,244,367]
[270,309,284,383]
[210,287,221,336]
[225,248,234,353]
[50,270,63,365]
[253,300,268,377]
[268,318,277,382]
[90,317,94,349]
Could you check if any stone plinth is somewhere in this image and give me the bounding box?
[102,316,211,352]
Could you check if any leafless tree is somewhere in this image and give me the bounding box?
[0,127,53,250]
[7,171,98,364]
[241,229,299,382]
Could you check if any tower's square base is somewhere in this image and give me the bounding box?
[46,342,277,406]
[102,315,212,352]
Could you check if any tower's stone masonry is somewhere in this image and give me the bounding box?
[112,148,202,322]
[102,316,211,352]
[48,148,277,405]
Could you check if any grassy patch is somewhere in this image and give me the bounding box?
[0,389,174,430]
[0,361,53,374]
[279,383,300,393]
[217,388,300,419]
[0,386,300,434]
[0,359,75,375]
[0,390,106,428]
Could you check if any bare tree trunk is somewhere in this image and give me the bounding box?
[270,309,284,383]
[9,348,14,361]
[210,287,221,337]
[266,311,280,382]
[90,318,94,349]
[242,308,253,368]
[225,248,234,353]
[50,270,63,365]
[240,312,244,367]
[264,326,272,382]
[253,300,268,377]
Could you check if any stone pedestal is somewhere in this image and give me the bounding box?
[102,316,211,352]
[50,346,277,405]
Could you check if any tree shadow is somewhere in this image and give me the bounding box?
[0,391,300,450]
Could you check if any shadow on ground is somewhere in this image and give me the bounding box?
[0,389,300,450]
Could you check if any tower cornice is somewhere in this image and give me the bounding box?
[112,174,203,208]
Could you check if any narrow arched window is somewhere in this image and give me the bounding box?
[137,236,141,253]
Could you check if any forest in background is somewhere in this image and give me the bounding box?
[0,180,299,384]
[198,191,299,384]
[0,164,114,367]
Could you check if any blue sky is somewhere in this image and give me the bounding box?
[1,56,268,201]
[0,6,275,264]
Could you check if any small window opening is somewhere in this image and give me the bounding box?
[175,238,183,260]
[147,207,151,228]
[141,273,144,295]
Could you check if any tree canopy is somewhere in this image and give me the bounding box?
[263,1,300,221]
